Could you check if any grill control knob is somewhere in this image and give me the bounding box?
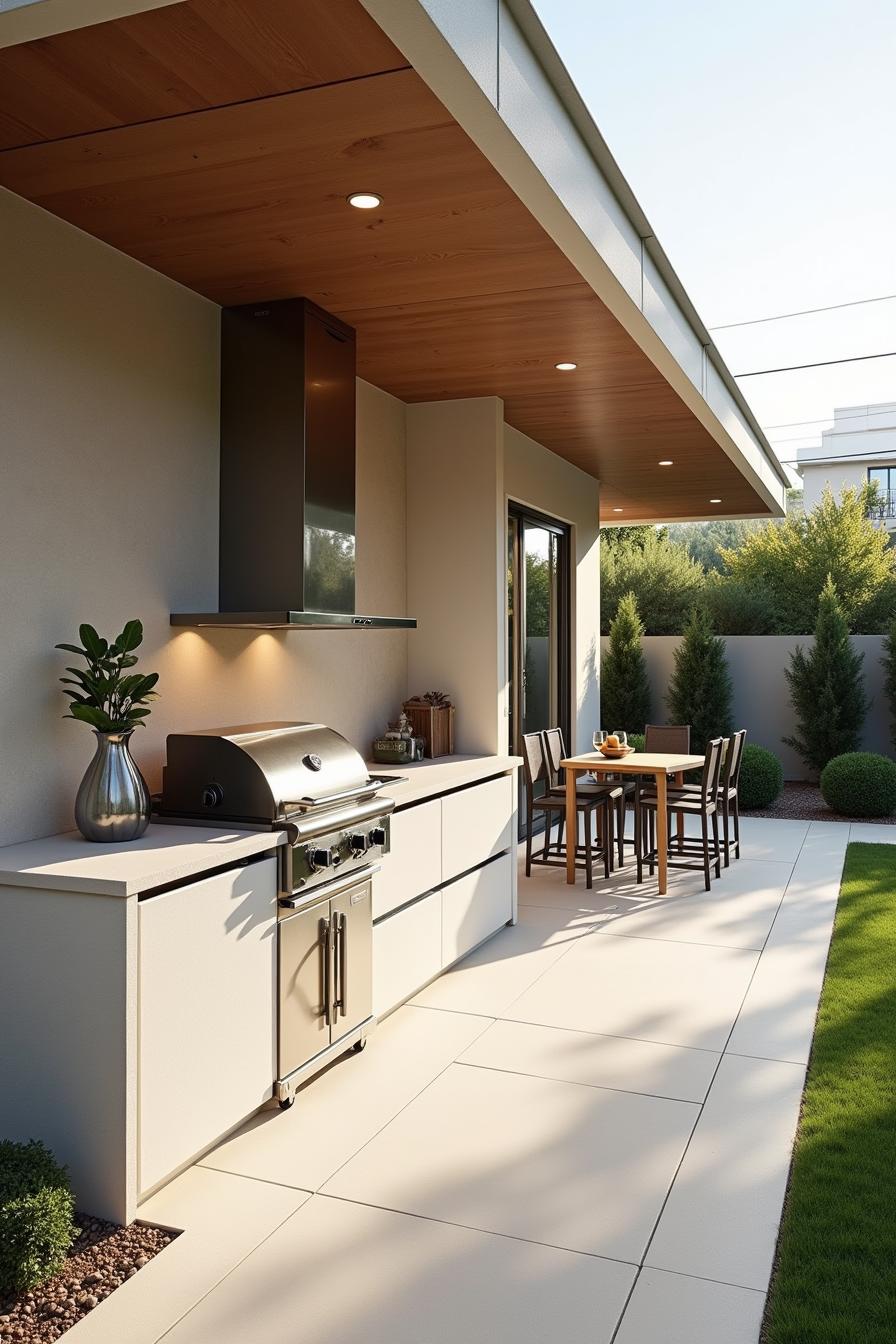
[202,783,224,809]
[349,832,370,857]
[368,826,387,849]
[309,846,338,872]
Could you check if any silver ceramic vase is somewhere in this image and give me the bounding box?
[75,730,151,843]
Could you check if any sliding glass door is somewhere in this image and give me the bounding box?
[507,505,571,835]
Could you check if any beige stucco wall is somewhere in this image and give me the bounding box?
[800,462,868,512]
[405,398,506,754]
[504,424,600,754]
[599,633,893,780]
[0,189,408,845]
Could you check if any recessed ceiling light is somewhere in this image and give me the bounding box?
[710,497,722,503]
[613,507,623,513]
[347,192,382,209]
[658,459,674,466]
[555,362,577,371]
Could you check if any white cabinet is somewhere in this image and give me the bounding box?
[373,891,442,1018]
[373,798,441,919]
[441,852,513,965]
[442,774,513,882]
[138,856,277,1195]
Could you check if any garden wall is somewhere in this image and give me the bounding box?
[599,634,892,780]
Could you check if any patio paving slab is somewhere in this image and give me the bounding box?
[593,859,793,949]
[322,1060,698,1263]
[64,1167,308,1344]
[504,931,759,1051]
[458,1018,719,1103]
[411,903,599,1017]
[644,1052,806,1291]
[159,1195,636,1344]
[614,1267,766,1344]
[200,1005,489,1191]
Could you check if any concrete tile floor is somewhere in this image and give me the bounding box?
[70,815,887,1344]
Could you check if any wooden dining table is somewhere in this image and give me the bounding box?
[560,750,706,895]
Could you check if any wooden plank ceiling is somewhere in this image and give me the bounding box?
[0,0,770,521]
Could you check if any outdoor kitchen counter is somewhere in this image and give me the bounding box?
[368,753,521,809]
[0,822,284,897]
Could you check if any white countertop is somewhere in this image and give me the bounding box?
[0,756,519,899]
[0,824,283,898]
[368,753,521,809]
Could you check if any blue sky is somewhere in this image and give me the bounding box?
[533,0,896,464]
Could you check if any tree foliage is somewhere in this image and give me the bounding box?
[720,485,896,633]
[881,619,896,753]
[600,591,651,733]
[783,576,870,776]
[601,529,704,634]
[666,607,733,754]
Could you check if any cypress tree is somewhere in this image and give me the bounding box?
[784,575,869,775]
[600,591,651,733]
[666,606,733,754]
[883,619,896,753]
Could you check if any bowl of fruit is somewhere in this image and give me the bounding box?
[599,734,635,759]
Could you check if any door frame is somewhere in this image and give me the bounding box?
[507,502,572,839]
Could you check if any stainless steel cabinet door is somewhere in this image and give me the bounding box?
[330,878,372,1037]
[278,894,330,1079]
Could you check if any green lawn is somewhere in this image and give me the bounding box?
[763,842,896,1344]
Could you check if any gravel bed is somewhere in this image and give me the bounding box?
[0,1214,177,1343]
[742,780,896,825]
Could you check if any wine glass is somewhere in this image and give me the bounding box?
[592,730,607,752]
[612,730,628,747]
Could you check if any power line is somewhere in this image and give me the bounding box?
[771,423,896,446]
[736,349,896,378]
[776,446,896,465]
[764,406,896,432]
[710,291,896,331]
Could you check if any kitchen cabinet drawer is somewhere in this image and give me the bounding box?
[441,774,513,883]
[373,891,441,1019]
[373,798,441,919]
[138,856,277,1195]
[441,852,513,966]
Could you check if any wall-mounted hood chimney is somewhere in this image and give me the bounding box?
[171,298,415,631]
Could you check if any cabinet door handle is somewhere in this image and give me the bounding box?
[338,912,348,1018]
[322,916,332,1026]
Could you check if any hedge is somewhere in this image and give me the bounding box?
[0,1140,74,1296]
[739,744,784,809]
[820,752,896,818]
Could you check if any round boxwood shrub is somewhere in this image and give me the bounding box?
[820,752,896,818]
[0,1140,74,1295]
[628,732,646,753]
[739,744,784,809]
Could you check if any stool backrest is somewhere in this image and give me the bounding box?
[698,737,725,805]
[645,723,691,754]
[522,732,548,802]
[542,727,566,789]
[725,729,747,790]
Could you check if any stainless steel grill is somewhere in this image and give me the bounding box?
[158,721,397,894]
[157,722,399,1106]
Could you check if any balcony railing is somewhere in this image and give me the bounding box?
[866,492,896,522]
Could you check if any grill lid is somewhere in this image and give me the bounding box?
[161,722,374,822]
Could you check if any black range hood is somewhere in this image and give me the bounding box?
[171,298,415,631]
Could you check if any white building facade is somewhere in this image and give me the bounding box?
[796,402,896,529]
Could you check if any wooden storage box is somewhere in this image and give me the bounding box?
[403,702,455,758]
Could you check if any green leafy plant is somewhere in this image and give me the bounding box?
[783,577,869,776]
[720,485,896,633]
[600,591,651,734]
[600,528,705,634]
[0,1140,74,1295]
[739,744,784,809]
[666,607,733,754]
[628,732,646,753]
[820,753,896,818]
[56,620,159,733]
[883,620,896,753]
